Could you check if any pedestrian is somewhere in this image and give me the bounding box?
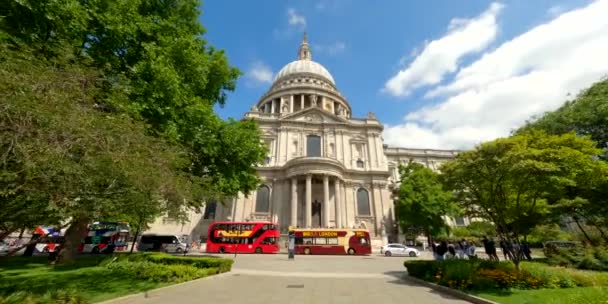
[482,236,499,262]
[500,240,512,260]
[455,240,465,259]
[521,242,532,261]
[467,240,477,259]
[436,241,448,260]
[487,238,499,262]
[447,242,456,259]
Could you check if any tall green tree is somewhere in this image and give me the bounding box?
[517,78,608,243]
[0,47,208,259]
[395,161,457,245]
[2,0,266,197]
[1,0,267,260]
[441,130,606,267]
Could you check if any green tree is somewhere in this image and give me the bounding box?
[441,130,606,267]
[518,77,608,152]
[452,221,496,239]
[517,78,608,243]
[395,161,457,246]
[1,0,267,260]
[0,47,207,260]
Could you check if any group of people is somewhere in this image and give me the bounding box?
[496,238,532,261]
[430,239,477,260]
[430,237,533,261]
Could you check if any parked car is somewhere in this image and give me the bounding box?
[137,234,189,253]
[381,243,420,257]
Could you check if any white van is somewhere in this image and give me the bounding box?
[138,234,189,253]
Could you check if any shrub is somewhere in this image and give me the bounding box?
[106,260,217,283]
[126,253,234,273]
[405,259,608,291]
[547,246,608,271]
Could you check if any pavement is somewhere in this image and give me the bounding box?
[106,253,471,304]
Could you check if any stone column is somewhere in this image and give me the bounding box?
[334,178,342,228]
[301,94,305,110]
[271,99,275,113]
[291,177,298,227]
[290,95,294,113]
[305,174,312,227]
[323,175,330,228]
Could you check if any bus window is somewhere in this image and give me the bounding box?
[360,238,368,245]
[314,238,327,245]
[327,238,338,245]
[303,238,313,245]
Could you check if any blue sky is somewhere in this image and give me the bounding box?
[200,0,607,149]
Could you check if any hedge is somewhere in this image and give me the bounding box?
[404,259,608,291]
[123,252,234,273]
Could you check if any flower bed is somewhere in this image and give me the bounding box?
[404,259,608,291]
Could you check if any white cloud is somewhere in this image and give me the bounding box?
[384,0,608,150]
[287,8,306,29]
[313,41,346,55]
[245,61,274,86]
[384,2,504,97]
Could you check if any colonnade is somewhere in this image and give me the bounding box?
[290,174,342,228]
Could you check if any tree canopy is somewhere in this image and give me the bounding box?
[441,130,607,265]
[517,78,608,243]
[1,0,267,260]
[395,161,457,241]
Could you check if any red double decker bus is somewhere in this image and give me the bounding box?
[291,228,371,255]
[206,221,280,254]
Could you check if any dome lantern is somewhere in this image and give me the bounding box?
[298,32,312,61]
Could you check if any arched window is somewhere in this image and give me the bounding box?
[356,188,371,215]
[307,135,321,157]
[203,201,217,219]
[255,185,270,213]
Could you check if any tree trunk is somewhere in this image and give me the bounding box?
[573,216,596,246]
[130,223,141,254]
[57,218,89,264]
[591,223,608,244]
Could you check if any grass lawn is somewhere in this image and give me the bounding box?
[476,287,608,304]
[0,255,206,303]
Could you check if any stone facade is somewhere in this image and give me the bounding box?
[146,34,460,242]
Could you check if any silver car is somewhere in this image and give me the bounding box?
[381,243,420,257]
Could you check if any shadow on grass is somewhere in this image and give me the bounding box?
[0,257,163,303]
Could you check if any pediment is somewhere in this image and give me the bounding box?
[281,107,348,124]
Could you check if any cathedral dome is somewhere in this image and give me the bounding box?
[272,33,335,86]
[274,60,335,85]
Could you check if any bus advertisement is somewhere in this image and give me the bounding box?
[79,221,130,254]
[33,226,64,253]
[291,228,371,255]
[206,221,280,254]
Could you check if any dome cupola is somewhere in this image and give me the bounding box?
[273,33,336,86]
[252,33,351,119]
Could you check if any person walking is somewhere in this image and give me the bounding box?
[467,240,477,259]
[483,237,499,261]
[436,241,448,260]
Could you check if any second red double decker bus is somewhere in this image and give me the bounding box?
[291,227,372,255]
[206,221,280,254]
